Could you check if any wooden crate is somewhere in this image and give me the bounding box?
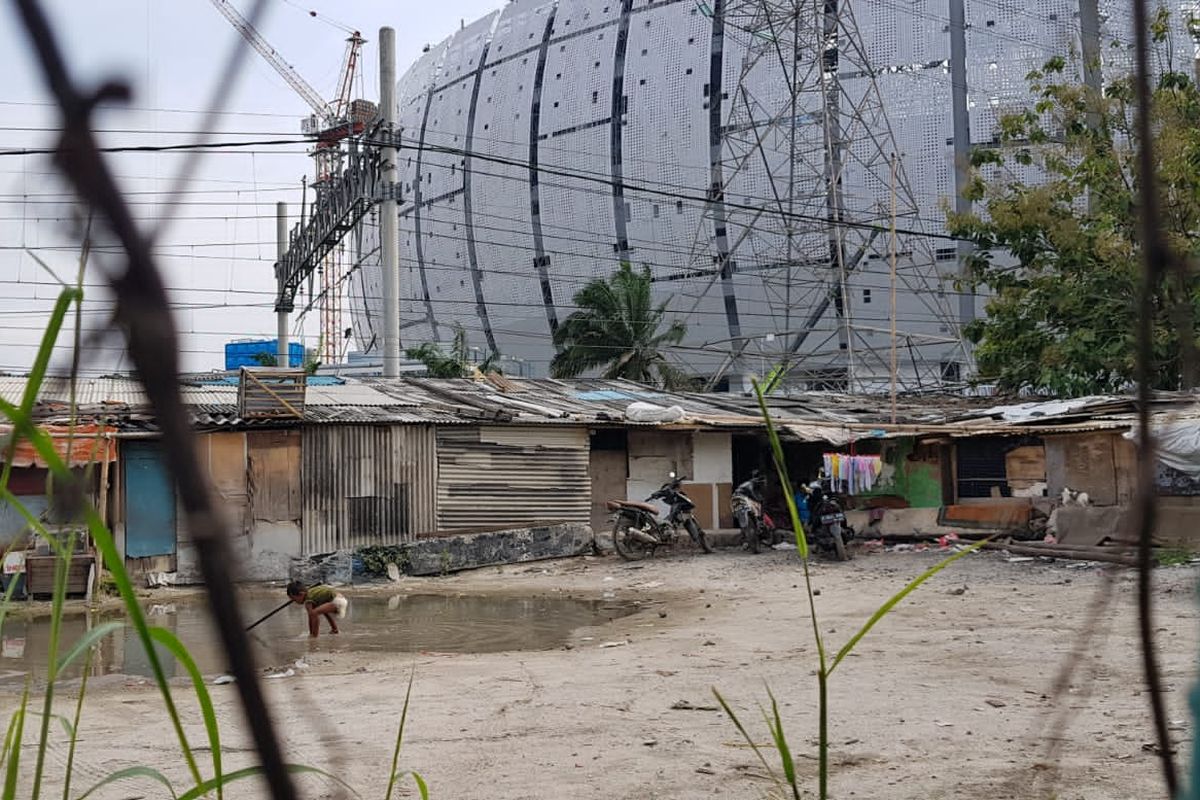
[237,367,306,420]
[25,554,94,599]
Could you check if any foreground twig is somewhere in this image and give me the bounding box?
[9,1,297,797]
[1128,0,1179,793]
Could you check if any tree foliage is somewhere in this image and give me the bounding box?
[947,27,1200,396]
[406,325,500,379]
[550,262,693,388]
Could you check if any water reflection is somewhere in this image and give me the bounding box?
[1,592,636,684]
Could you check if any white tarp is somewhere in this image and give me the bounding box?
[783,423,858,447]
[625,401,685,423]
[1124,419,1200,478]
[976,396,1119,422]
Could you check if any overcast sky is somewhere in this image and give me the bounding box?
[0,0,501,375]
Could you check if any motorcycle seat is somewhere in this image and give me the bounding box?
[606,499,659,515]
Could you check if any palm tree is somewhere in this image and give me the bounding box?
[407,325,503,378]
[550,262,689,388]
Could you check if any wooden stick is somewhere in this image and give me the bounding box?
[245,599,293,632]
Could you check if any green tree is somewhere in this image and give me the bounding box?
[406,325,501,378]
[550,262,691,388]
[252,345,320,374]
[948,30,1200,396]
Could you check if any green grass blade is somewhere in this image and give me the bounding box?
[0,408,206,789]
[828,537,990,676]
[0,704,20,782]
[2,687,29,800]
[385,667,417,800]
[712,688,784,794]
[32,533,72,800]
[175,764,359,800]
[0,717,14,770]
[764,688,800,799]
[0,543,25,635]
[62,643,92,800]
[0,288,79,490]
[148,627,223,799]
[25,712,73,741]
[751,379,825,668]
[56,622,122,673]
[81,507,203,786]
[410,772,429,800]
[75,766,178,800]
[751,379,808,559]
[0,412,205,788]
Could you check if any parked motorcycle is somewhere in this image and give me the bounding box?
[801,480,852,561]
[607,473,713,560]
[731,472,778,554]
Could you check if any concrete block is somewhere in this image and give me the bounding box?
[289,550,352,586]
[247,521,301,582]
[402,522,595,576]
[1056,506,1133,546]
[847,507,964,538]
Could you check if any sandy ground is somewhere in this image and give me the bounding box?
[3,546,1198,800]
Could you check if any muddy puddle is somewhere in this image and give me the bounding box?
[0,592,639,684]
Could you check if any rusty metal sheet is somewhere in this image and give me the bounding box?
[938,502,1032,530]
[0,423,116,468]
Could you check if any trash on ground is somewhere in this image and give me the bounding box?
[671,700,720,712]
[145,572,178,588]
[211,674,235,685]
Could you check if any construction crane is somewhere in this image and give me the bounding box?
[208,0,375,364]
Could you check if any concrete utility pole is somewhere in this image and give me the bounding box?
[1078,0,1102,100]
[948,0,975,330]
[1078,0,1102,213]
[380,26,401,378]
[276,201,289,367]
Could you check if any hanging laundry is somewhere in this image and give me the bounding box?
[821,453,882,495]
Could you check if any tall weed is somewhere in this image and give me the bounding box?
[0,287,425,799]
[715,379,986,799]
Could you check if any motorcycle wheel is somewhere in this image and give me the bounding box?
[686,519,714,554]
[830,523,849,562]
[742,522,760,554]
[612,517,654,561]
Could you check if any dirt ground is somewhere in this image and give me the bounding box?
[4,546,1198,800]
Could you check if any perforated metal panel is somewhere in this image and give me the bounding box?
[345,0,1200,387]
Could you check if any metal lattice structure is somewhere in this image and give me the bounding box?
[339,0,1198,389]
[701,0,964,391]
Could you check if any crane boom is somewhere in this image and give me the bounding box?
[208,0,330,121]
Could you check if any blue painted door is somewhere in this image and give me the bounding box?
[123,442,176,558]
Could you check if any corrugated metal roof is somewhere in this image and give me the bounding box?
[3,373,1195,441]
[0,375,149,407]
[305,383,399,407]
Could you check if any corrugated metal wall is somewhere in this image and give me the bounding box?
[302,425,438,552]
[437,425,589,531]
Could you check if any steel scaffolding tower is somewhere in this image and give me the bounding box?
[703,0,966,391]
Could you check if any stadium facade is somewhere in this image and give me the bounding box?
[347,0,1195,390]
